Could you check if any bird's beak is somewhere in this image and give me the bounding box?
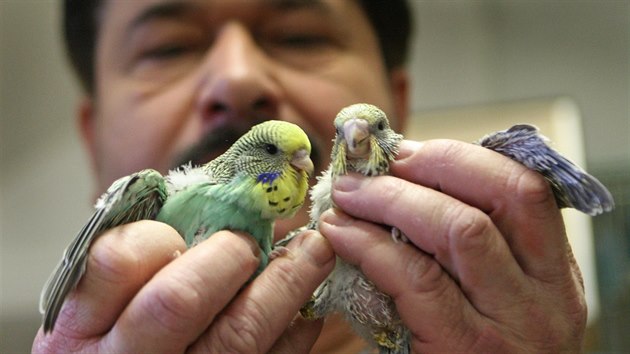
[344,118,370,158]
[291,149,315,177]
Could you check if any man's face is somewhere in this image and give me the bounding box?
[82,0,408,235]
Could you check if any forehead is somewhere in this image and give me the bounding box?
[253,121,311,150]
[99,0,365,28]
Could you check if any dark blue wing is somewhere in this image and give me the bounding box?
[477,124,614,216]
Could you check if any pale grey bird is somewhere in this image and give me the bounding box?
[289,103,614,354]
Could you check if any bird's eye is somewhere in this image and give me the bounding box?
[377,121,385,130]
[265,144,279,155]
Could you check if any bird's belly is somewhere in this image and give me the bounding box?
[331,260,400,328]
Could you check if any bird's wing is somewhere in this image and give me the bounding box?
[478,124,614,215]
[39,169,167,333]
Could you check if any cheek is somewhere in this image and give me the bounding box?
[279,56,394,147]
[94,83,197,182]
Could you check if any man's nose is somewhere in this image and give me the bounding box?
[195,23,280,128]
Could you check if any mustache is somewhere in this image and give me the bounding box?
[171,122,324,172]
[172,125,247,169]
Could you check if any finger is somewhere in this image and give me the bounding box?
[268,316,324,354]
[189,230,335,353]
[103,230,261,353]
[330,174,530,310]
[391,139,571,280]
[319,209,483,349]
[46,220,186,339]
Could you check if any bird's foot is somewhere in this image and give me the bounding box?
[269,246,294,260]
[299,296,318,320]
[373,330,400,350]
[391,227,409,243]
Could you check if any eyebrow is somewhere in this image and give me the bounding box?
[126,0,332,37]
[127,1,203,33]
[269,0,328,12]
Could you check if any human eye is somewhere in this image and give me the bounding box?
[272,32,333,50]
[139,42,194,61]
[126,25,207,81]
[262,26,340,68]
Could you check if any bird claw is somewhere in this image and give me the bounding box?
[373,330,400,350]
[299,296,319,320]
[269,246,294,260]
[391,227,409,243]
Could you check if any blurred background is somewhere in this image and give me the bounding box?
[1,1,628,352]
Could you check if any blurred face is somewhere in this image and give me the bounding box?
[81,0,408,236]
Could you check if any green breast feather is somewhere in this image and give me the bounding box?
[39,120,313,334]
[156,174,274,270]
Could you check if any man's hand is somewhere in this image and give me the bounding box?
[320,139,586,352]
[33,220,334,353]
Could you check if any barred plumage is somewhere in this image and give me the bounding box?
[39,120,313,334]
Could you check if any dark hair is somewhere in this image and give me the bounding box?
[63,0,412,94]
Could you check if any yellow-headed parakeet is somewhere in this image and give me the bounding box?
[39,120,313,334]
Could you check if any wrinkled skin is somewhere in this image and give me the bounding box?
[33,0,586,352]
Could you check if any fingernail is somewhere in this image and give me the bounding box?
[301,231,334,266]
[397,140,424,160]
[320,208,353,227]
[400,139,424,150]
[232,231,261,258]
[333,174,362,192]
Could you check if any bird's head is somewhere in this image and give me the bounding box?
[251,120,314,179]
[211,120,314,219]
[331,103,403,177]
[210,120,312,179]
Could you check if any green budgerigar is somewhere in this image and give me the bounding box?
[299,103,614,354]
[39,120,314,334]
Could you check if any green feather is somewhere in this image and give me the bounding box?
[39,120,312,334]
[156,175,274,271]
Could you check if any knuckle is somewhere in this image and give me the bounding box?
[375,176,406,222]
[378,175,405,200]
[404,251,447,295]
[142,275,206,335]
[88,227,142,284]
[266,258,306,291]
[206,302,268,353]
[443,203,494,256]
[426,139,468,166]
[511,166,555,208]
